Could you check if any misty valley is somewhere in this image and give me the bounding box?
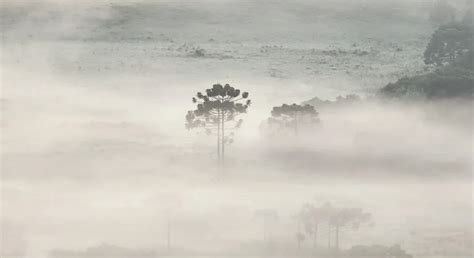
[1,0,473,258]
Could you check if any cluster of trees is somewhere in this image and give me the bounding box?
[267,103,320,136]
[380,6,473,99]
[294,202,372,252]
[186,85,322,170]
[303,94,361,110]
[185,5,472,169]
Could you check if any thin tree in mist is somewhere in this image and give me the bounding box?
[254,209,278,251]
[268,104,319,136]
[156,194,182,254]
[329,207,372,252]
[185,83,251,171]
[293,211,306,250]
[296,202,334,252]
[296,202,373,253]
[298,203,321,250]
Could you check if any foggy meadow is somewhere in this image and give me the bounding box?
[1,0,472,257]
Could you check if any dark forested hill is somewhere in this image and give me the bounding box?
[379,19,473,100]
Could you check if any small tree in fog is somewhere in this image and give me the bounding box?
[329,207,372,251]
[296,202,334,251]
[295,232,305,250]
[296,202,373,252]
[254,209,279,249]
[185,83,251,171]
[297,204,321,250]
[267,104,319,136]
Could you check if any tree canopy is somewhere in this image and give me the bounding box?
[185,83,251,170]
[267,104,320,135]
[186,83,250,132]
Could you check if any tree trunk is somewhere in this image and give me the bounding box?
[221,110,225,171]
[293,113,298,136]
[328,224,331,249]
[297,220,301,250]
[335,225,340,252]
[263,217,267,247]
[167,219,171,252]
[313,224,318,250]
[217,108,221,170]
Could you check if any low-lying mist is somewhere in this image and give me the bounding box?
[1,0,472,257]
[2,53,472,258]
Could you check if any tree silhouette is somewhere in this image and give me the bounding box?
[296,202,335,251]
[329,207,372,251]
[186,83,251,171]
[254,209,278,250]
[296,202,373,253]
[298,204,321,250]
[268,104,319,136]
[295,232,305,250]
[293,207,308,250]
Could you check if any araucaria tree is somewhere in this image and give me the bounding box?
[185,83,251,170]
[268,104,319,136]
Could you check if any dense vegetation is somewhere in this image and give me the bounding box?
[379,10,473,99]
[380,61,473,99]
